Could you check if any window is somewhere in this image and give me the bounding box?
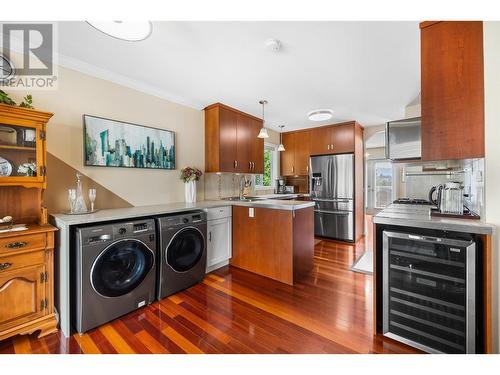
[255,144,278,189]
[366,159,393,209]
[374,161,393,208]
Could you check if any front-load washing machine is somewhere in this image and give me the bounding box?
[74,218,156,334]
[156,211,207,299]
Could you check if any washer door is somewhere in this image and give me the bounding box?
[166,227,205,272]
[91,239,154,297]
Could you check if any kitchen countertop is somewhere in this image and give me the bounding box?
[373,203,495,235]
[51,199,315,226]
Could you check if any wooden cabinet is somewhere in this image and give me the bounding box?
[0,104,57,341]
[0,104,52,189]
[0,226,57,341]
[248,118,264,174]
[281,132,296,176]
[420,21,484,161]
[206,207,232,273]
[231,205,314,285]
[280,131,311,176]
[310,126,331,156]
[294,130,311,175]
[205,103,264,173]
[281,122,358,176]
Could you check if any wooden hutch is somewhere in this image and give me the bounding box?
[0,103,58,341]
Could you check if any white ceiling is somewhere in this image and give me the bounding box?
[57,21,420,131]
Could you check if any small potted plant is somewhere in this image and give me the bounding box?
[180,167,202,203]
[17,162,37,177]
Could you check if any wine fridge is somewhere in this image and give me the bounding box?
[383,231,476,353]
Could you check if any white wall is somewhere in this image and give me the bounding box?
[484,21,500,353]
[7,59,205,207]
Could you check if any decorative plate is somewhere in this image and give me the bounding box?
[0,157,12,176]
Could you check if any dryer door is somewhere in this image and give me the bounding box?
[166,227,205,272]
[91,239,155,297]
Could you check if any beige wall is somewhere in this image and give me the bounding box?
[7,61,204,210]
[484,21,500,353]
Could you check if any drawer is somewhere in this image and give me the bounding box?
[0,233,46,254]
[206,206,232,220]
[0,250,45,273]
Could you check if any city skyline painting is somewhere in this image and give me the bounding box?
[84,115,175,170]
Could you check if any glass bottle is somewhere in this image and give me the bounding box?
[74,172,88,213]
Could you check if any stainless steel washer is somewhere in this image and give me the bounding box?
[74,219,156,334]
[156,211,207,300]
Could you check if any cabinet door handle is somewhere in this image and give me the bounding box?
[0,262,12,271]
[327,144,330,150]
[331,144,334,150]
[252,162,255,170]
[292,166,295,173]
[234,160,238,169]
[209,231,212,242]
[6,241,27,249]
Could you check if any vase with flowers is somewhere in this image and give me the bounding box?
[180,167,202,203]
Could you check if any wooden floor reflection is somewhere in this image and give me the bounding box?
[0,238,419,354]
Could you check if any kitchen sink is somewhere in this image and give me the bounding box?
[221,196,267,202]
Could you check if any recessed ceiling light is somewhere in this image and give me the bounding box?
[265,38,281,52]
[86,21,153,42]
[308,109,333,122]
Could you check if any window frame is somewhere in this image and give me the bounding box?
[254,143,279,190]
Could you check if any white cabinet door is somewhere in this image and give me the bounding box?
[206,217,232,272]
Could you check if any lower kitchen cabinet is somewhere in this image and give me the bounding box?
[0,225,58,341]
[206,207,232,273]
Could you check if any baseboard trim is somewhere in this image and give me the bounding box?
[206,259,230,273]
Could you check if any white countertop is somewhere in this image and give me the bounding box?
[51,199,315,227]
[373,203,495,235]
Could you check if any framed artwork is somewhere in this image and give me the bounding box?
[83,114,175,170]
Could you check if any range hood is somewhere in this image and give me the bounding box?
[385,117,421,160]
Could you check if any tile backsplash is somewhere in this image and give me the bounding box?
[204,173,274,200]
[393,158,485,215]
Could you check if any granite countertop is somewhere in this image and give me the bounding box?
[373,203,495,235]
[51,199,315,226]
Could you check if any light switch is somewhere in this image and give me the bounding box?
[249,207,254,218]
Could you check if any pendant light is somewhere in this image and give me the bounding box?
[257,100,270,139]
[277,125,285,152]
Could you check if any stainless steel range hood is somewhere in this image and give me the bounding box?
[385,117,421,160]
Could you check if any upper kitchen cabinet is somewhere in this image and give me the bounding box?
[0,104,53,189]
[280,130,310,176]
[204,103,264,173]
[281,132,296,176]
[420,21,484,161]
[248,118,264,174]
[309,121,356,156]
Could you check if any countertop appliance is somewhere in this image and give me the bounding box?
[429,183,465,216]
[382,229,477,353]
[386,117,421,160]
[310,154,354,241]
[156,211,207,299]
[74,219,157,334]
[275,178,285,194]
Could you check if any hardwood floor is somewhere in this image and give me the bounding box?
[0,238,420,354]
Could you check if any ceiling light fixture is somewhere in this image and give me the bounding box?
[86,21,153,42]
[265,38,281,52]
[308,109,333,122]
[257,100,269,139]
[277,125,285,152]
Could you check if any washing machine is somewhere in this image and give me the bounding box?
[156,211,207,299]
[74,218,156,334]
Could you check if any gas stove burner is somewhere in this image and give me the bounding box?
[393,198,433,205]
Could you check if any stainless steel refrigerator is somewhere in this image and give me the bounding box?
[310,154,354,241]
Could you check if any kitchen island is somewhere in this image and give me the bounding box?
[231,204,314,285]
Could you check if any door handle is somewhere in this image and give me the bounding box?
[331,144,334,150]
[0,262,12,271]
[209,231,212,242]
[6,241,27,249]
[249,161,252,171]
[234,160,238,169]
[252,162,255,170]
[327,144,330,150]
